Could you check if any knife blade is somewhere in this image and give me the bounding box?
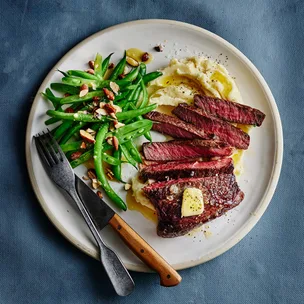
[75,175,182,287]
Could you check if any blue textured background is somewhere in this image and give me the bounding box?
[1,0,303,303]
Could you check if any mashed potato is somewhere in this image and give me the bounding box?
[132,56,247,210]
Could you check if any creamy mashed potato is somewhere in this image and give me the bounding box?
[132,56,248,209]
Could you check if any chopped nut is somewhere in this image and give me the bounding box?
[96,191,103,199]
[92,178,101,189]
[99,101,106,108]
[113,104,122,113]
[107,137,113,145]
[124,183,131,191]
[92,96,101,102]
[106,168,114,176]
[70,151,82,160]
[106,173,114,180]
[86,128,96,135]
[86,69,95,75]
[64,93,71,98]
[118,74,125,79]
[108,62,114,69]
[126,56,139,67]
[80,130,95,143]
[141,52,149,62]
[90,82,97,90]
[103,102,116,115]
[103,88,115,101]
[65,107,74,113]
[79,84,89,97]
[94,108,108,118]
[112,136,119,151]
[109,81,120,95]
[82,175,90,181]
[123,66,130,75]
[154,44,164,52]
[80,141,87,149]
[87,168,97,180]
[110,112,117,119]
[88,60,95,69]
[114,120,125,129]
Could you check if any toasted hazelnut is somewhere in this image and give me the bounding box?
[126,56,139,67]
[109,81,120,95]
[103,88,115,101]
[114,121,125,129]
[96,191,103,199]
[79,84,89,97]
[88,60,95,69]
[80,130,95,143]
[112,136,119,151]
[154,45,164,52]
[65,107,74,113]
[124,183,131,191]
[70,151,82,160]
[108,63,114,69]
[141,52,149,62]
[87,168,97,180]
[64,93,71,98]
[86,69,95,75]
[80,141,87,149]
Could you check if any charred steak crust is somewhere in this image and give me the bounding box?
[144,111,210,139]
[173,103,250,150]
[194,94,266,126]
[142,139,233,161]
[143,174,244,237]
[139,158,234,182]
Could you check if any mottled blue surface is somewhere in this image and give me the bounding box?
[0,0,303,303]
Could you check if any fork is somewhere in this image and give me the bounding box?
[34,130,135,296]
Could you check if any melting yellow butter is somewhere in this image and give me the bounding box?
[181,188,204,217]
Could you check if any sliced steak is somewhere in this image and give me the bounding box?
[143,174,244,237]
[144,111,210,139]
[173,103,250,149]
[194,94,265,126]
[140,158,234,182]
[142,139,233,161]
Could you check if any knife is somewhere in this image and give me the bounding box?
[75,176,182,287]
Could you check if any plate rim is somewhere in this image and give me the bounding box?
[25,18,283,272]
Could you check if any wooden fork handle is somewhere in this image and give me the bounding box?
[109,214,182,287]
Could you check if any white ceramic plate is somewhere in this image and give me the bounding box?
[26,19,283,272]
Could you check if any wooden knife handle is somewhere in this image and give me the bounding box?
[109,214,182,287]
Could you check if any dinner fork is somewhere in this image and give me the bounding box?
[34,130,135,296]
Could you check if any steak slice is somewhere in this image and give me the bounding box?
[142,139,233,161]
[194,94,265,126]
[140,158,234,182]
[143,174,244,237]
[144,111,210,139]
[173,103,250,149]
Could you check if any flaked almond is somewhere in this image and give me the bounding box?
[94,108,108,119]
[88,60,95,69]
[64,93,71,98]
[70,151,82,160]
[109,81,120,95]
[108,62,114,69]
[107,137,113,146]
[141,52,149,62]
[103,88,115,100]
[80,141,87,149]
[126,56,139,67]
[90,82,97,90]
[110,112,117,119]
[103,102,116,115]
[86,69,95,75]
[124,183,131,191]
[86,128,96,135]
[82,175,90,181]
[80,130,95,143]
[92,178,101,189]
[112,136,119,151]
[96,191,103,199]
[114,120,125,129]
[99,101,106,108]
[79,84,89,97]
[65,107,74,113]
[87,168,97,180]
[123,66,130,75]
[113,104,122,113]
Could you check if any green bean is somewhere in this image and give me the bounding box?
[70,149,93,168]
[112,148,123,182]
[62,76,101,88]
[60,91,104,104]
[101,52,113,77]
[116,103,157,121]
[143,71,163,84]
[45,103,79,125]
[139,63,146,76]
[50,83,79,95]
[42,91,61,108]
[103,153,121,166]
[120,143,137,168]
[56,69,68,77]
[67,70,99,80]
[59,122,87,145]
[109,119,152,138]
[123,66,140,82]
[124,141,142,163]
[94,53,102,78]
[94,124,127,210]
[113,90,130,103]
[61,140,83,153]
[137,79,148,108]
[53,121,73,140]
[109,51,126,81]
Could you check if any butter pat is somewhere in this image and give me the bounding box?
[181,188,204,217]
